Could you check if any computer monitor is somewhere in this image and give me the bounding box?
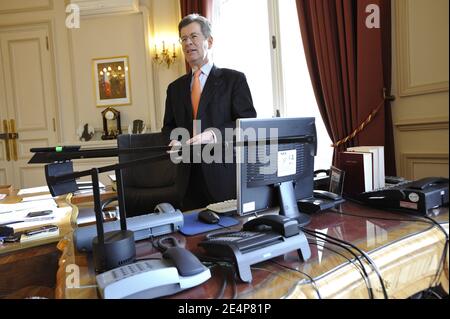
[236,117,317,226]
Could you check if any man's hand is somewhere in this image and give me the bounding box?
[168,140,182,153]
[187,131,216,145]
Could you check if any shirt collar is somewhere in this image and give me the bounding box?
[192,61,213,77]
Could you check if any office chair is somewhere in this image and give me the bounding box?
[117,133,187,217]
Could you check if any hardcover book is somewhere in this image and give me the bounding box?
[347,146,385,189]
[338,152,374,196]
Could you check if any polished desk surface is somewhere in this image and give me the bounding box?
[0,188,117,298]
[56,202,449,299]
[0,187,116,255]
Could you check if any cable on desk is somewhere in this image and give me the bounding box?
[268,260,322,299]
[302,229,376,299]
[307,240,371,298]
[229,265,238,299]
[209,263,227,299]
[331,209,448,293]
[306,236,373,299]
[302,228,388,299]
[304,230,376,299]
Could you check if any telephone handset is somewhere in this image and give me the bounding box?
[96,247,211,299]
[242,214,299,237]
[199,214,311,282]
[202,215,298,254]
[409,177,449,190]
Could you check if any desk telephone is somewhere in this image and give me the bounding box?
[199,214,311,283]
[359,177,449,215]
[96,247,211,299]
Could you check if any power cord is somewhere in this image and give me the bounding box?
[329,209,448,294]
[304,228,389,299]
[302,227,389,299]
[307,239,372,298]
[269,260,322,299]
[307,231,375,299]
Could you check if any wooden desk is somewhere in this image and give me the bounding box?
[55,202,449,299]
[0,185,115,298]
[0,191,76,298]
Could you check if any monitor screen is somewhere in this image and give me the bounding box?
[236,117,317,225]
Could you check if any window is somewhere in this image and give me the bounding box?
[212,0,333,170]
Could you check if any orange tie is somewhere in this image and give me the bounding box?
[191,69,202,120]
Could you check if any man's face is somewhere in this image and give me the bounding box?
[179,22,213,68]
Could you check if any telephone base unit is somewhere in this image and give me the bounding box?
[359,177,448,215]
[199,227,311,283]
[96,247,211,299]
[74,210,184,252]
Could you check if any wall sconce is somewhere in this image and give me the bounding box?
[153,41,177,69]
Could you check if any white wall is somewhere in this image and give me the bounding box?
[0,0,184,144]
[0,0,184,186]
[69,13,151,133]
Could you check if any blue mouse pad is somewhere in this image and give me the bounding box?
[180,211,240,236]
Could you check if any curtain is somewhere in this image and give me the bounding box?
[179,0,213,72]
[180,0,212,19]
[296,0,396,175]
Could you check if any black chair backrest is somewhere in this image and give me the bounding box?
[117,133,175,189]
[117,133,188,216]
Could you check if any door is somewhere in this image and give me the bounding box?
[0,24,58,188]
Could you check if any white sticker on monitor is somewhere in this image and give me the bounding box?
[277,150,297,177]
[243,201,255,214]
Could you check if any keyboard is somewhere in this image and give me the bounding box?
[207,199,237,214]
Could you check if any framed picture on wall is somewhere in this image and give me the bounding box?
[93,56,131,107]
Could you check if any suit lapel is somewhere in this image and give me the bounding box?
[197,66,222,120]
[182,74,193,124]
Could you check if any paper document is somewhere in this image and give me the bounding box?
[76,181,105,189]
[0,206,69,230]
[17,186,50,196]
[0,198,57,214]
[21,194,54,202]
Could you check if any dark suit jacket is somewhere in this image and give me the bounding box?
[162,65,256,201]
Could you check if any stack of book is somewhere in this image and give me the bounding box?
[338,146,385,197]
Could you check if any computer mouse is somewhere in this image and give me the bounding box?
[198,210,220,224]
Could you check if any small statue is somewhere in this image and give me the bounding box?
[77,123,95,142]
[128,119,147,134]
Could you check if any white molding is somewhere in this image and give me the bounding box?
[139,5,157,132]
[395,0,449,97]
[268,0,284,117]
[395,117,449,132]
[0,0,53,14]
[400,153,449,179]
[71,0,139,17]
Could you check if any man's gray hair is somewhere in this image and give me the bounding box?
[178,14,212,38]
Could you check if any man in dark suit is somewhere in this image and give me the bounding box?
[162,14,256,210]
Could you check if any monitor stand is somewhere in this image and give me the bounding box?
[276,181,311,227]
